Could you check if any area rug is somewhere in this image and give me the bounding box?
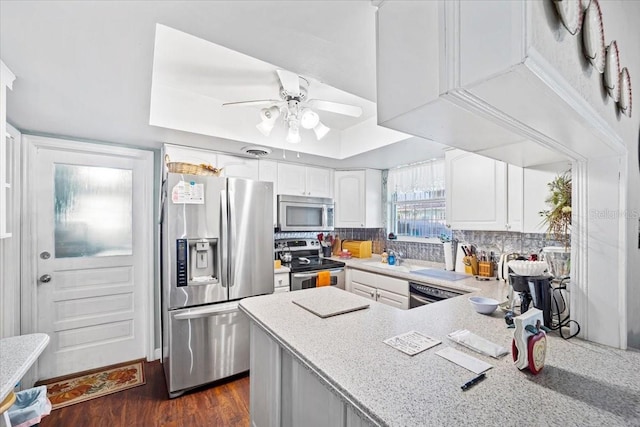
[37,360,145,410]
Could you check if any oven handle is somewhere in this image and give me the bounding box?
[410,293,436,305]
[293,269,344,278]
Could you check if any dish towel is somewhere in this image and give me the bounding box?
[317,271,331,287]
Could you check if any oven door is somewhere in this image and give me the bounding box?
[290,268,345,291]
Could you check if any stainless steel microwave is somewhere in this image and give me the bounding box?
[277,195,334,232]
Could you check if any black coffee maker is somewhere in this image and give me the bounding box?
[509,274,553,327]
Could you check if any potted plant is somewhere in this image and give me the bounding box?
[539,171,572,277]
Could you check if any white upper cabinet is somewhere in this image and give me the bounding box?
[217,154,259,180]
[446,148,558,232]
[1,60,16,239]
[507,164,523,232]
[445,149,507,231]
[334,170,382,228]
[375,1,625,166]
[277,163,333,198]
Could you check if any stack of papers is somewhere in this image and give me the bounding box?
[383,331,441,356]
[447,329,508,358]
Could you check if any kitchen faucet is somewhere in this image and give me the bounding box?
[396,252,404,265]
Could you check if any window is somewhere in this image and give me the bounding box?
[387,159,450,239]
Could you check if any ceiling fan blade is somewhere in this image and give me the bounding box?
[307,99,363,117]
[222,99,281,107]
[276,69,300,95]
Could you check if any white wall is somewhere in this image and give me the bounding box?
[532,1,640,347]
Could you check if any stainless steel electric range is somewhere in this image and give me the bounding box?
[275,238,345,291]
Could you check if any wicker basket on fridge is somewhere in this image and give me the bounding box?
[164,155,223,176]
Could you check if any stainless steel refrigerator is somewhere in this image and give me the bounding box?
[161,173,273,398]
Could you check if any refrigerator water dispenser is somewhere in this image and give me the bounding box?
[176,238,219,286]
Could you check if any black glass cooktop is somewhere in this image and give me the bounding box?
[285,256,345,273]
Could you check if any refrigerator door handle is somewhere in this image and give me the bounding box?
[227,186,236,288]
[173,302,239,320]
[220,189,229,288]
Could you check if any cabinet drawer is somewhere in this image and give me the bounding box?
[274,272,290,289]
[351,269,378,286]
[375,276,409,297]
[352,282,376,300]
[376,289,409,310]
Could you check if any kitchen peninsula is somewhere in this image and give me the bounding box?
[239,285,640,426]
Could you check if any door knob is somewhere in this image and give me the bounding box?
[39,274,52,283]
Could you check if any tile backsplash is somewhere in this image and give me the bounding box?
[277,228,566,264]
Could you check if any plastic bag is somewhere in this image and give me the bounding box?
[8,386,52,427]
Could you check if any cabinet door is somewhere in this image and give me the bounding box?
[376,288,409,310]
[306,166,333,198]
[445,149,507,230]
[507,164,523,232]
[259,160,279,226]
[351,282,377,301]
[278,163,307,196]
[335,170,366,227]
[218,154,259,180]
[250,324,282,427]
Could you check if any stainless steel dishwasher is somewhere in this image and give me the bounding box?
[409,282,464,308]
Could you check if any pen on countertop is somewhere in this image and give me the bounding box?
[461,373,486,391]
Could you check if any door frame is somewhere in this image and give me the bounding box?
[21,135,155,383]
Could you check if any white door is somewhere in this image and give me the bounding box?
[27,136,153,380]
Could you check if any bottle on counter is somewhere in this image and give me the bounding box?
[382,251,388,263]
[388,251,396,266]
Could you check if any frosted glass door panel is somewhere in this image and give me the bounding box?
[54,164,133,258]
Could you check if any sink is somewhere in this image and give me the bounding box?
[361,261,412,273]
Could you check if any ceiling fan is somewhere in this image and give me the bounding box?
[222,69,363,143]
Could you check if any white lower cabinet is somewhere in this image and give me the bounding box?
[274,271,290,293]
[349,269,409,310]
[250,323,375,427]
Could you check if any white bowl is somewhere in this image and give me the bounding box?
[469,296,499,314]
[507,260,548,276]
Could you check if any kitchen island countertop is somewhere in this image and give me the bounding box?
[0,333,50,403]
[240,285,640,426]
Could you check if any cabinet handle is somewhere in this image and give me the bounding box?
[370,291,375,298]
[446,224,451,229]
[277,279,282,285]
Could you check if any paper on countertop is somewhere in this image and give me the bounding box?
[383,331,441,356]
[447,329,508,358]
[435,347,493,374]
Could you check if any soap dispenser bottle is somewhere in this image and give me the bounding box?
[388,251,396,266]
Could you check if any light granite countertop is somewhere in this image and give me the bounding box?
[0,333,50,402]
[240,275,640,426]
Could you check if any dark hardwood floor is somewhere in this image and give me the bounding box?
[40,361,250,427]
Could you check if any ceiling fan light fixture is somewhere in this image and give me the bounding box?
[313,121,330,140]
[300,108,319,129]
[257,106,280,136]
[286,123,301,144]
[256,120,275,136]
[260,106,280,121]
